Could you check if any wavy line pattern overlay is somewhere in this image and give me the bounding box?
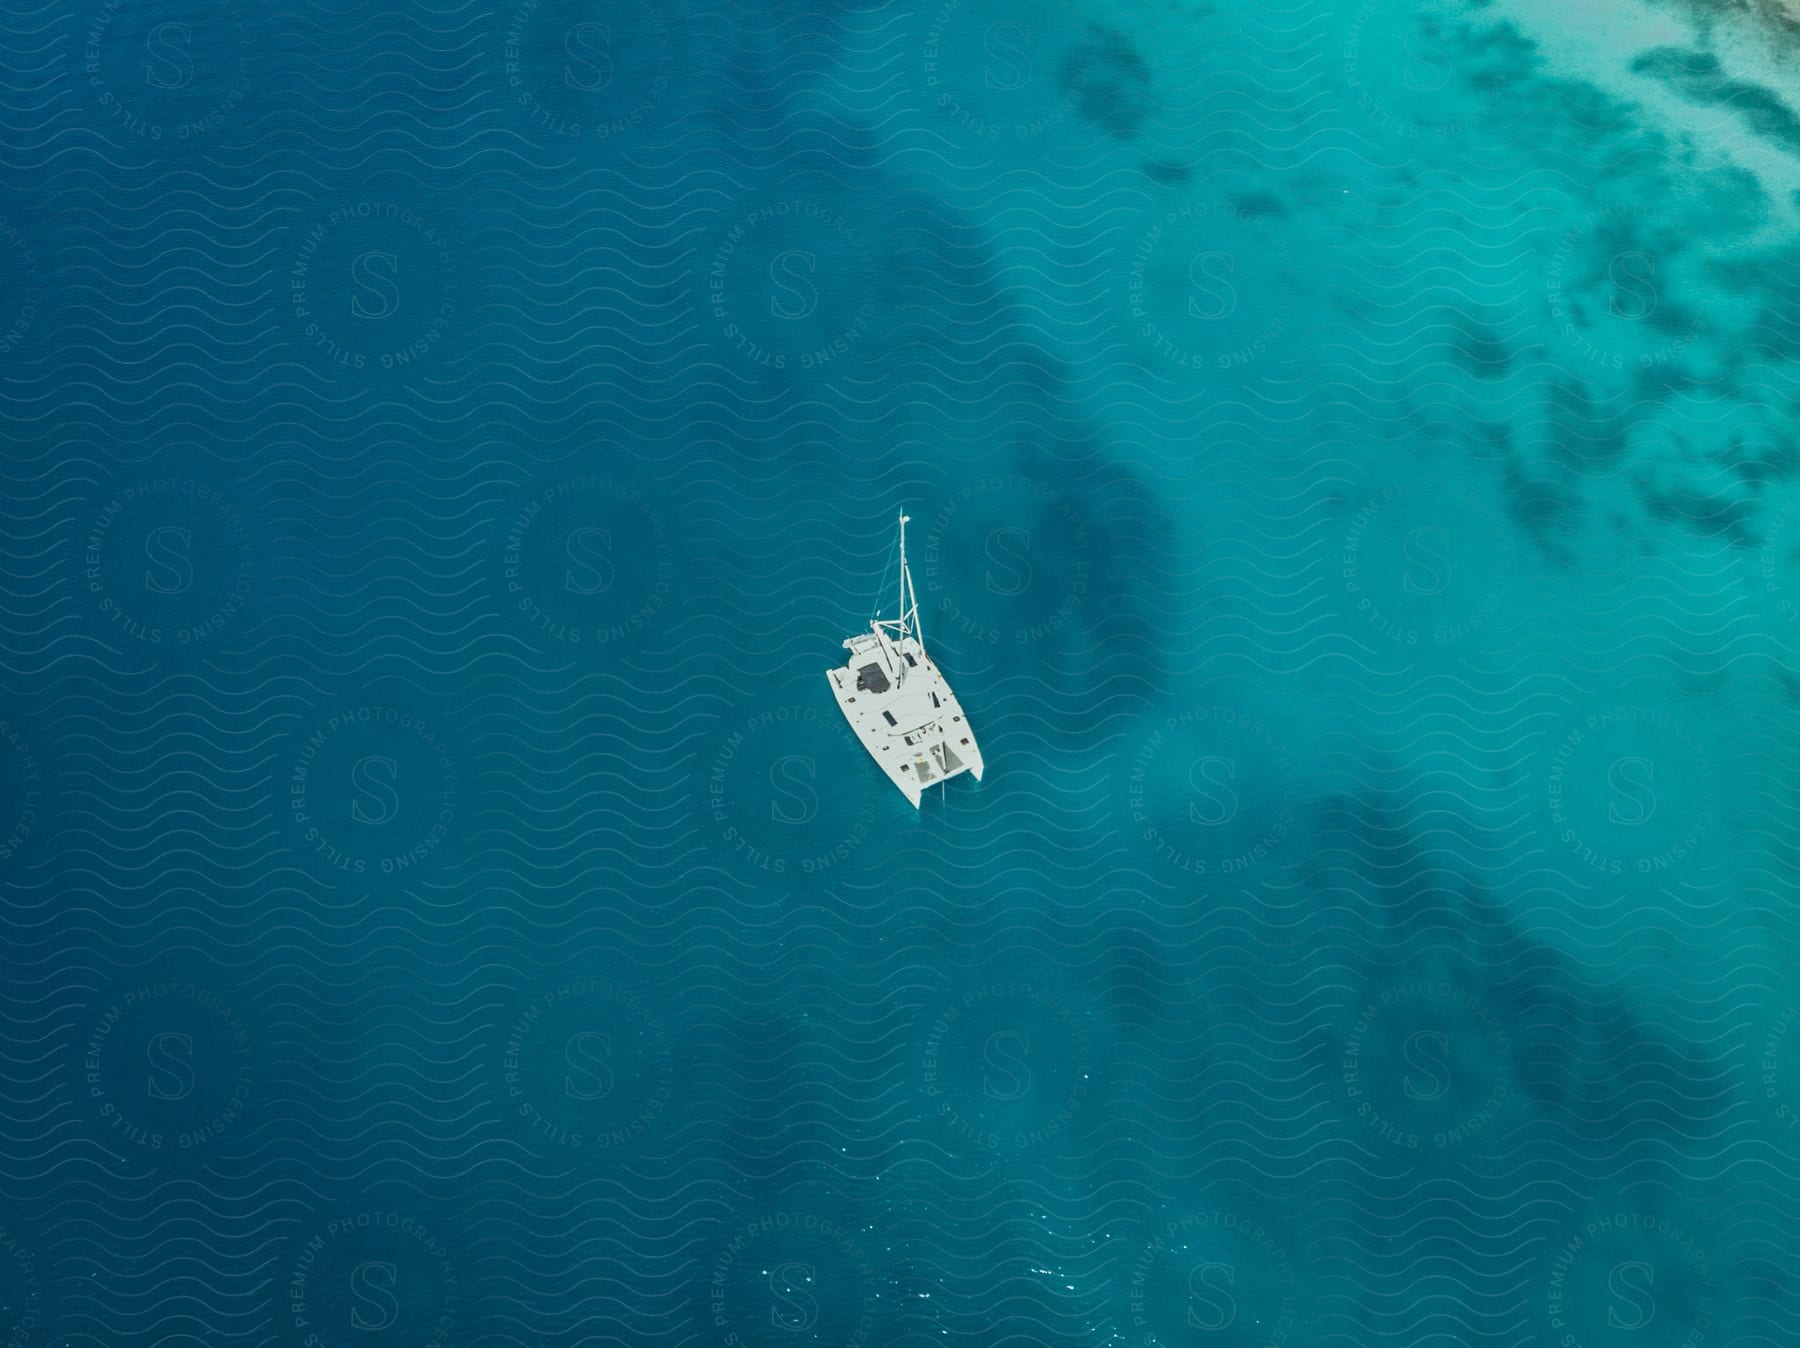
[2,0,1800,1342]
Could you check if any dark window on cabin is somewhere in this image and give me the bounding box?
[883,710,897,726]
[904,653,917,666]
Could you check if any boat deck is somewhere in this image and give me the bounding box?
[826,634,983,807]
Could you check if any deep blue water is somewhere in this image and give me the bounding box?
[4,0,1800,1343]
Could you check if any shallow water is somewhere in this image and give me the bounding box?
[1,0,1799,1342]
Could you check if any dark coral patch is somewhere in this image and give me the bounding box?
[1454,322,1511,379]
[1057,24,1154,141]
[1226,190,1288,220]
[1637,478,1757,547]
[1141,160,1190,184]
[1502,453,1580,566]
[1633,46,1800,154]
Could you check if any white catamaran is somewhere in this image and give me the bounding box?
[826,511,984,808]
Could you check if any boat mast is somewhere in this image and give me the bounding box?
[898,511,922,651]
[897,512,909,640]
[874,510,923,660]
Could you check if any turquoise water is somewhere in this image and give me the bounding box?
[2,0,1799,1342]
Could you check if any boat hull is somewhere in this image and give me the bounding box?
[825,634,983,808]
